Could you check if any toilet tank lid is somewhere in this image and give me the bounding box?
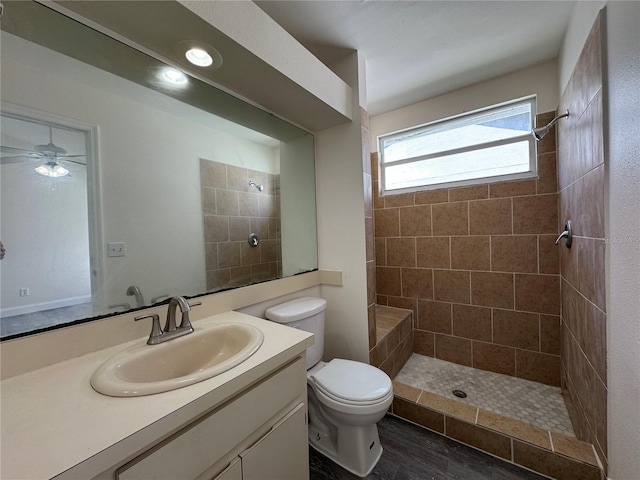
[265,297,327,323]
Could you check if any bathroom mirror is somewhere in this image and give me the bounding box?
[0,1,318,339]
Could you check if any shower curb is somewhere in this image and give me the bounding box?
[390,383,604,480]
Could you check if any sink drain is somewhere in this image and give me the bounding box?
[452,389,467,399]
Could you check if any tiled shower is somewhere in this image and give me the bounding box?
[200,159,281,291]
[365,14,607,480]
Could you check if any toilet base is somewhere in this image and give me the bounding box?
[308,420,383,477]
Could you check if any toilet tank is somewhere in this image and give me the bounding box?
[265,297,327,369]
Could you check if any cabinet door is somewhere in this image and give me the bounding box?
[241,403,308,480]
[117,358,305,480]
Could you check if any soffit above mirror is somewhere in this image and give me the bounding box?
[49,0,352,132]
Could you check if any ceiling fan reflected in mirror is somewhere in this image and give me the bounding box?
[0,125,86,177]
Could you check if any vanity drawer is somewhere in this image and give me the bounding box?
[117,356,306,480]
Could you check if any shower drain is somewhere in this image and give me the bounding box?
[452,389,468,399]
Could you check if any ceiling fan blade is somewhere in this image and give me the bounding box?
[1,145,37,155]
[0,156,29,165]
[63,154,86,158]
[65,159,87,166]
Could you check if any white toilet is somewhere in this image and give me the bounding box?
[265,297,393,477]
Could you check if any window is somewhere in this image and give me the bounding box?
[378,96,537,194]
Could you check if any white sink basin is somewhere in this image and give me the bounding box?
[91,323,264,397]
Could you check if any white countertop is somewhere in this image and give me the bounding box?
[0,312,313,480]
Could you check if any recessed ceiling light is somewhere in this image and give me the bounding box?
[177,41,223,70]
[161,68,188,86]
[185,48,213,67]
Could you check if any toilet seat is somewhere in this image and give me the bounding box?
[309,359,393,414]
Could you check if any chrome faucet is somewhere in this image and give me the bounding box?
[126,285,145,307]
[134,296,201,345]
[165,296,192,332]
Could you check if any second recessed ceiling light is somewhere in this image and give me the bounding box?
[185,48,213,67]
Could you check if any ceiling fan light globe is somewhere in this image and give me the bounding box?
[35,163,69,177]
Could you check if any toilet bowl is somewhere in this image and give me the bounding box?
[265,297,393,477]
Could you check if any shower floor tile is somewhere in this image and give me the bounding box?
[395,353,575,437]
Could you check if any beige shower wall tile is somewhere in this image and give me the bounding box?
[489,179,536,198]
[472,342,516,376]
[471,272,514,309]
[200,159,226,188]
[435,334,472,367]
[537,152,558,194]
[515,274,560,315]
[229,216,251,241]
[493,309,540,351]
[469,198,512,235]
[540,315,562,355]
[576,238,606,312]
[201,187,216,214]
[434,270,470,304]
[239,192,260,216]
[205,243,218,270]
[418,300,452,334]
[513,194,558,234]
[491,235,538,273]
[385,192,415,208]
[377,267,401,296]
[218,242,241,268]
[375,208,400,237]
[387,237,416,267]
[516,350,560,386]
[401,268,433,299]
[400,205,432,236]
[227,164,248,191]
[204,215,229,242]
[415,189,449,205]
[449,185,488,201]
[414,329,435,356]
[217,189,239,216]
[539,234,560,274]
[416,237,450,269]
[432,202,469,236]
[452,304,491,342]
[451,236,490,271]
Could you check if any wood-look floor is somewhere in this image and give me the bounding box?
[309,414,548,480]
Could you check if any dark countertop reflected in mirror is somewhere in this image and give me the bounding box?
[0,1,318,340]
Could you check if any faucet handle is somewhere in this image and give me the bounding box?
[135,314,163,344]
[179,301,201,330]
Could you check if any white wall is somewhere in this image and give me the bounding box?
[0,123,91,314]
[558,1,606,94]
[315,51,370,363]
[1,33,277,313]
[603,3,640,479]
[370,60,559,151]
[280,135,318,276]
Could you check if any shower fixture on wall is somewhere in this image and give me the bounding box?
[532,110,569,140]
[249,181,264,191]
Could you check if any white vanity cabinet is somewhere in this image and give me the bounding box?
[116,357,309,480]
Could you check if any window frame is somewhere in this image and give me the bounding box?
[378,96,537,196]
